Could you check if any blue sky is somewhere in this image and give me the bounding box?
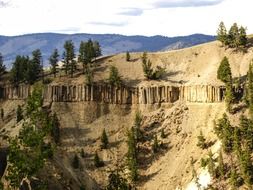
[0,0,252,36]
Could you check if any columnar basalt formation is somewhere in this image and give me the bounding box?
[0,84,30,100]
[0,84,225,104]
[179,85,225,103]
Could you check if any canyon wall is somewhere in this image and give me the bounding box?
[0,84,225,104]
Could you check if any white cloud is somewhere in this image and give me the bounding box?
[0,0,252,36]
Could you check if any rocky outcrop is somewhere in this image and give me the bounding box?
[0,85,30,100]
[0,84,225,104]
[179,85,225,103]
[43,84,179,104]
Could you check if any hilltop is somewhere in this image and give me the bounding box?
[0,33,215,68]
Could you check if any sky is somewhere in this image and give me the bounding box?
[0,0,252,37]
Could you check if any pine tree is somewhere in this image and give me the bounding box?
[63,40,75,77]
[27,49,42,84]
[217,57,234,112]
[217,21,228,46]
[94,151,104,168]
[101,128,109,149]
[238,147,253,186]
[229,166,241,189]
[228,23,240,48]
[16,105,23,123]
[108,65,122,87]
[225,83,234,113]
[78,41,88,74]
[197,130,206,149]
[107,168,129,190]
[127,127,138,181]
[208,150,216,177]
[134,111,143,142]
[247,61,253,118]
[126,51,130,62]
[72,154,80,169]
[93,41,102,58]
[232,127,241,154]
[152,135,159,153]
[217,57,232,83]
[214,114,234,153]
[49,49,59,78]
[10,55,30,85]
[0,108,4,121]
[239,26,247,47]
[218,151,225,179]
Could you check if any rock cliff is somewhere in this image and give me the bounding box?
[0,84,225,103]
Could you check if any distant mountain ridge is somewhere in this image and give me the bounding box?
[0,33,215,68]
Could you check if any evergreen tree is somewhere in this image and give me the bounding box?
[226,84,234,113]
[218,151,225,179]
[229,166,241,189]
[49,49,59,78]
[0,52,6,79]
[217,57,232,83]
[101,128,109,149]
[197,130,206,149]
[0,108,4,121]
[24,49,43,84]
[217,21,228,46]
[72,154,80,169]
[152,135,159,153]
[16,105,23,123]
[26,85,43,116]
[126,51,130,62]
[78,41,88,74]
[10,55,30,85]
[238,147,253,186]
[127,127,138,181]
[247,61,253,118]
[232,127,241,154]
[134,111,143,142]
[94,151,104,167]
[228,23,240,48]
[217,57,234,112]
[107,167,129,190]
[207,150,216,177]
[108,65,122,87]
[63,40,75,77]
[239,26,247,47]
[215,114,234,153]
[93,41,102,58]
[239,115,253,151]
